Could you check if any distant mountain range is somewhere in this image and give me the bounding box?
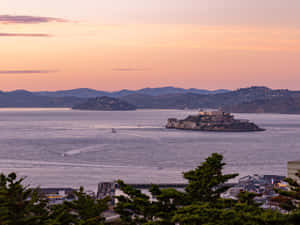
[1,86,300,114]
[35,87,229,98]
[0,90,82,108]
[120,87,300,110]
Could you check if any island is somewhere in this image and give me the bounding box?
[166,110,265,132]
[72,96,137,111]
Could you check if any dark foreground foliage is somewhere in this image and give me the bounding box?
[1,153,300,225]
[0,173,109,225]
[115,153,290,225]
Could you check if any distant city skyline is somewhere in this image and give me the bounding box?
[1,0,300,91]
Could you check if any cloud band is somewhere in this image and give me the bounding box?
[113,68,150,72]
[0,15,68,24]
[0,70,58,74]
[0,33,51,37]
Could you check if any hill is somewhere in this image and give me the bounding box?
[223,96,300,114]
[37,88,109,98]
[0,90,83,108]
[120,93,207,109]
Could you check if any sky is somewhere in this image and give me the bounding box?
[1,0,300,91]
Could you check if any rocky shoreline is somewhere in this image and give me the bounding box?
[166,111,265,132]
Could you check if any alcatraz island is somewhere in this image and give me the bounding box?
[166,110,265,132]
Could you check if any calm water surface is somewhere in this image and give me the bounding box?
[0,108,299,191]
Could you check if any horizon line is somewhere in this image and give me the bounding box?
[1,85,298,93]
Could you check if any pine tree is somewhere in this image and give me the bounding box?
[60,187,109,225]
[114,180,154,225]
[0,172,48,225]
[183,153,238,204]
[115,153,239,225]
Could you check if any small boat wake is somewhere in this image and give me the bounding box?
[62,144,110,157]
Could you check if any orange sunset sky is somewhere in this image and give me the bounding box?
[1,0,300,91]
